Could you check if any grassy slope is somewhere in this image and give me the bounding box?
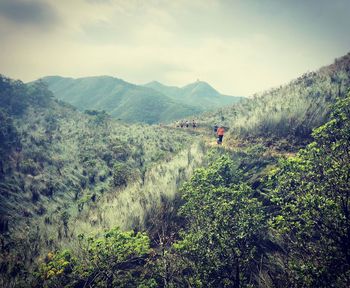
[198,52,350,141]
[0,76,207,285]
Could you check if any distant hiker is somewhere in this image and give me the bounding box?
[185,120,189,128]
[192,120,197,128]
[217,126,225,145]
[180,121,184,128]
[213,124,218,133]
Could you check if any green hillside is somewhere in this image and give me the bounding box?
[144,80,243,109]
[199,52,350,141]
[26,92,350,287]
[0,75,207,286]
[40,76,202,124]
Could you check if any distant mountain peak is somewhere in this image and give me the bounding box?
[183,80,214,88]
[182,80,220,95]
[146,80,163,85]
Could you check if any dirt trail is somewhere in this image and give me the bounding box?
[166,125,296,158]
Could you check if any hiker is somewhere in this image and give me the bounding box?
[185,120,189,128]
[180,121,184,128]
[217,126,225,145]
[192,120,197,128]
[213,123,218,133]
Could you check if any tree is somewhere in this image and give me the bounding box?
[175,155,266,287]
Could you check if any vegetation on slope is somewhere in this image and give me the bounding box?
[266,95,350,286]
[0,75,206,287]
[199,52,350,142]
[35,228,153,287]
[33,93,350,287]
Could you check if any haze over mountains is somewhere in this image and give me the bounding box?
[40,76,243,124]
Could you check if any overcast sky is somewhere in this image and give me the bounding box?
[0,0,349,96]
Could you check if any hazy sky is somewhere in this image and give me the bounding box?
[0,0,349,95]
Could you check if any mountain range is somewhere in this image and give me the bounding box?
[39,76,243,124]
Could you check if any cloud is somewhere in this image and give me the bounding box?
[0,0,59,28]
[85,0,111,4]
[0,0,349,96]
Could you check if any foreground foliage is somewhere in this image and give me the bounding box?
[267,94,350,287]
[176,155,266,287]
[35,228,153,287]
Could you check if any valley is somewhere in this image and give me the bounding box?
[0,52,350,287]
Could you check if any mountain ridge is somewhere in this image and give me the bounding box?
[40,76,243,124]
[143,79,243,109]
[39,75,204,124]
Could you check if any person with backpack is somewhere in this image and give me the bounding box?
[217,125,225,144]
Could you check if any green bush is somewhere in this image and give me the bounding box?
[174,155,266,287]
[35,228,152,287]
[112,162,132,187]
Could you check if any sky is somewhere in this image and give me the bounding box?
[0,0,349,96]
